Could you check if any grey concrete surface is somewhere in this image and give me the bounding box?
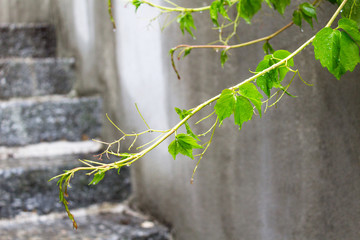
[0,0,52,24]
[0,203,171,240]
[0,154,131,218]
[0,96,102,146]
[0,23,56,57]
[0,58,75,99]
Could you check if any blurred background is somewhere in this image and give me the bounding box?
[0,0,359,239]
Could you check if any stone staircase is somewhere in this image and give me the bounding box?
[0,24,170,239]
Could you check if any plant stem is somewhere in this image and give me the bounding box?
[116,0,348,167]
[141,0,210,12]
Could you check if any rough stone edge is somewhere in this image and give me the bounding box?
[0,140,102,162]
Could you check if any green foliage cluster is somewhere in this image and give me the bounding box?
[314,18,360,79]
[53,0,360,229]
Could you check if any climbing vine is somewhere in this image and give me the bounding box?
[50,0,360,229]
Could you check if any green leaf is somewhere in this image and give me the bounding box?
[338,18,360,45]
[238,83,263,116]
[238,0,262,23]
[263,41,275,54]
[168,140,178,160]
[185,123,200,141]
[220,50,228,67]
[313,27,360,80]
[214,89,236,124]
[234,96,254,130]
[255,50,294,97]
[177,134,203,149]
[292,10,302,28]
[273,50,294,66]
[210,1,220,26]
[268,0,291,15]
[255,58,277,97]
[168,134,202,160]
[177,12,197,38]
[210,0,231,27]
[132,0,142,12]
[175,107,199,140]
[301,12,314,28]
[273,50,294,82]
[89,170,105,185]
[218,1,231,21]
[327,0,340,4]
[264,0,273,8]
[342,0,360,28]
[300,2,317,20]
[184,48,192,58]
[175,107,191,119]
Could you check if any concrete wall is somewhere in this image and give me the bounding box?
[0,0,52,23]
[1,1,359,239]
[116,1,360,240]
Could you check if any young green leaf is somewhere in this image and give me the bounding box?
[185,123,200,141]
[168,134,203,160]
[238,0,262,23]
[327,0,341,4]
[177,134,203,149]
[221,50,229,67]
[132,0,142,12]
[234,96,254,130]
[255,50,294,97]
[263,41,275,54]
[177,12,197,38]
[301,13,314,28]
[292,10,302,28]
[273,50,294,82]
[210,1,220,26]
[341,0,360,28]
[218,1,231,21]
[175,107,199,140]
[268,0,291,15]
[168,140,179,160]
[255,58,277,97]
[313,27,360,79]
[210,0,231,27]
[184,48,192,58]
[300,2,317,21]
[238,82,263,116]
[175,107,191,119]
[264,0,273,8]
[273,50,294,65]
[89,170,105,185]
[214,89,236,123]
[338,18,360,45]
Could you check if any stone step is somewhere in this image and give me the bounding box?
[0,203,171,240]
[0,23,56,58]
[0,96,102,146]
[0,58,75,99]
[0,142,131,218]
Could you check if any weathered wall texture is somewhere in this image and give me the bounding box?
[1,1,359,239]
[0,0,121,141]
[0,0,52,23]
[115,1,360,240]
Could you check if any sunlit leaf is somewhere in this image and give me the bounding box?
[89,170,105,185]
[238,83,263,116]
[214,89,236,123]
[313,26,360,79]
[234,96,254,130]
